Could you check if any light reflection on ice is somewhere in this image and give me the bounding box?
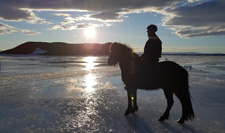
[64,57,100,130]
[72,92,99,130]
[84,73,97,92]
[82,56,98,92]
[82,56,99,70]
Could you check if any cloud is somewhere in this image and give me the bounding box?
[51,25,76,30]
[0,22,41,35]
[1,0,225,37]
[54,13,71,17]
[76,23,90,29]
[51,13,106,30]
[90,12,123,22]
[0,0,178,22]
[0,5,51,24]
[19,29,42,35]
[163,0,225,37]
[50,22,104,30]
[24,9,52,24]
[52,13,92,30]
[174,27,225,38]
[47,1,179,31]
[0,4,30,21]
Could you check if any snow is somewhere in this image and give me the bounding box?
[0,55,225,132]
[31,48,47,55]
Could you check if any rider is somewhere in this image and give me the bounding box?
[139,24,162,88]
[140,24,162,64]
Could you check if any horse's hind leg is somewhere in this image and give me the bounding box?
[158,90,174,121]
[175,91,195,123]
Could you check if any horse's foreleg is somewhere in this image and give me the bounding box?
[124,87,132,115]
[159,90,174,121]
[124,87,137,115]
[133,89,138,112]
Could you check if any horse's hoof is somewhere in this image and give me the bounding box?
[124,111,129,115]
[158,116,168,121]
[124,110,131,115]
[132,106,138,112]
[177,118,185,123]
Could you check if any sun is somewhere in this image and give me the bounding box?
[84,27,96,39]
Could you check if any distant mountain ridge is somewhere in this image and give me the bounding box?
[0,42,113,56]
[162,52,225,56]
[1,42,224,56]
[135,52,225,56]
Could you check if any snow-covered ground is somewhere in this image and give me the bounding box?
[0,55,225,132]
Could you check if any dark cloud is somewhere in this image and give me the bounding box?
[166,0,225,27]
[163,0,225,37]
[1,0,225,37]
[0,6,30,20]
[90,12,122,21]
[77,23,89,29]
[0,0,180,21]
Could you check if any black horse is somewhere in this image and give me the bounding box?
[108,43,195,123]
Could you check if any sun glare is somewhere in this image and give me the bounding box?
[84,27,96,39]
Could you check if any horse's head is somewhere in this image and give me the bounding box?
[108,42,138,65]
[108,43,121,65]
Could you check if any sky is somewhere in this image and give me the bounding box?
[0,0,225,53]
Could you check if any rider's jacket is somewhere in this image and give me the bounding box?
[140,35,162,64]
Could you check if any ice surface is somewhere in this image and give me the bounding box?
[0,55,225,132]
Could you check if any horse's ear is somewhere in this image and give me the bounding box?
[109,44,113,53]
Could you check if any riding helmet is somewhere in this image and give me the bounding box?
[147,24,157,32]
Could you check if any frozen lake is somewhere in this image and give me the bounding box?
[0,55,225,132]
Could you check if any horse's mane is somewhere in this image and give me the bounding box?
[109,42,139,57]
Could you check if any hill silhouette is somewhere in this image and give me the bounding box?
[0,42,113,56]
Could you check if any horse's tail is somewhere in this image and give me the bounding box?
[176,68,195,121]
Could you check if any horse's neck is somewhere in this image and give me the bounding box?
[119,54,138,73]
